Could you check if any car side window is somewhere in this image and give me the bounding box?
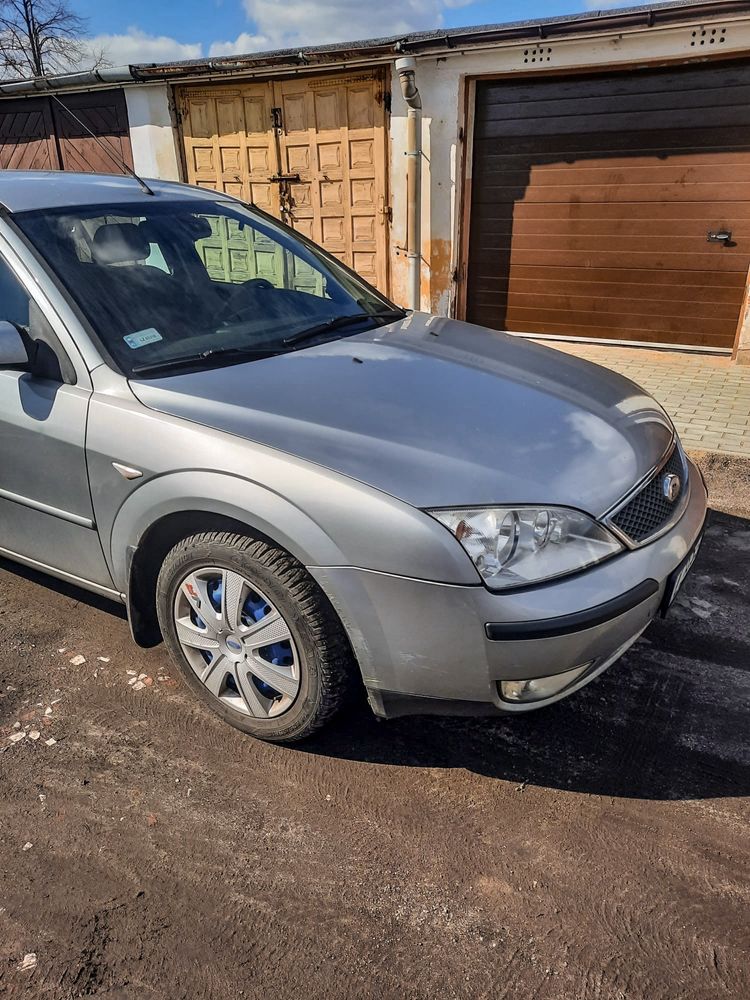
[0,254,31,329]
[0,252,75,384]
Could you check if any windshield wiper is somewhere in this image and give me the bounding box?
[282,308,406,347]
[131,308,408,374]
[130,345,283,377]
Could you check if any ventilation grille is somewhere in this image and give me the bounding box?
[691,26,728,47]
[610,446,687,545]
[523,46,553,64]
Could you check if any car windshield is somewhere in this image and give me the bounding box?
[15,198,403,378]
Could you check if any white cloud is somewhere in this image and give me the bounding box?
[87,27,202,67]
[239,0,473,50]
[208,32,271,57]
[83,1,482,69]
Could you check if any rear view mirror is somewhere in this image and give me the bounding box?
[183,215,213,240]
[0,320,30,368]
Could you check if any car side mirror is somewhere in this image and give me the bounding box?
[0,320,31,369]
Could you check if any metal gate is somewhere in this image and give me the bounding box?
[177,71,390,293]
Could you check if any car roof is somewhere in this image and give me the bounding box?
[0,170,233,213]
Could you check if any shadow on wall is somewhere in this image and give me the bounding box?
[304,510,750,803]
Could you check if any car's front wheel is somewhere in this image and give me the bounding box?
[156,531,356,742]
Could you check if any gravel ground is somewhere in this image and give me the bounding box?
[0,510,748,1000]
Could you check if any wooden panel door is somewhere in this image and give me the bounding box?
[180,84,285,285]
[180,83,279,214]
[194,210,289,287]
[51,90,133,173]
[273,72,389,292]
[0,97,58,170]
[0,91,132,174]
[466,60,750,350]
[178,72,389,294]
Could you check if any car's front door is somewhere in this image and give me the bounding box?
[0,249,114,592]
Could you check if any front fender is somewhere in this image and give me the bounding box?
[86,388,480,593]
[107,470,348,593]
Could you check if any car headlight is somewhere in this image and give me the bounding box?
[428,506,623,590]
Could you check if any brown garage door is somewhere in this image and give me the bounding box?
[0,97,59,170]
[466,60,750,349]
[0,90,132,174]
[51,90,133,173]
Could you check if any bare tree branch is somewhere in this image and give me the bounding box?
[0,0,107,78]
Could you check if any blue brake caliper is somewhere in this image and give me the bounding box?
[242,589,292,699]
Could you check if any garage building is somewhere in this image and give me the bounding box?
[3,0,750,362]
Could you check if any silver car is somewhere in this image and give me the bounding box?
[0,172,706,742]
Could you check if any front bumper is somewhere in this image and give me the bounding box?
[309,459,708,719]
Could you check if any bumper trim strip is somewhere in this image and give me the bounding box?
[485,579,659,641]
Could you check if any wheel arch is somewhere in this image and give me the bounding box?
[108,471,348,647]
[127,510,284,646]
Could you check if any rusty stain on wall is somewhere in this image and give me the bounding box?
[427,238,453,314]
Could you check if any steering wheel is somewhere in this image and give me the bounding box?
[217,278,275,323]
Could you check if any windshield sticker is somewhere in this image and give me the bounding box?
[124,328,163,350]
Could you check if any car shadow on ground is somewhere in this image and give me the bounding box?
[0,556,128,619]
[304,510,750,802]
[1,513,747,803]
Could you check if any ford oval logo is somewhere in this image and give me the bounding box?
[226,637,242,652]
[662,473,681,503]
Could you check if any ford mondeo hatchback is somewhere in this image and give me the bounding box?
[0,172,706,741]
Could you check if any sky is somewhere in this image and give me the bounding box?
[73,0,627,67]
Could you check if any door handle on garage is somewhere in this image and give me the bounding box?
[707,230,734,246]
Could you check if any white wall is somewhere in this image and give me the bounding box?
[388,11,750,316]
[124,84,182,181]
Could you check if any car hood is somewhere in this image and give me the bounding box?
[129,313,673,515]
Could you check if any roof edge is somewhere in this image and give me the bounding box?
[132,0,750,79]
[0,66,135,97]
[0,0,747,95]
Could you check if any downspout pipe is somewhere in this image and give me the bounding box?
[395,56,422,312]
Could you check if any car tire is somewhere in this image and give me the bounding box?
[156,531,357,742]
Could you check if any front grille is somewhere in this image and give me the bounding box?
[610,445,687,544]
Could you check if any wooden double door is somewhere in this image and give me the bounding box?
[178,71,390,294]
[0,90,132,174]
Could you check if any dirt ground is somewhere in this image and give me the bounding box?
[0,510,748,1000]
